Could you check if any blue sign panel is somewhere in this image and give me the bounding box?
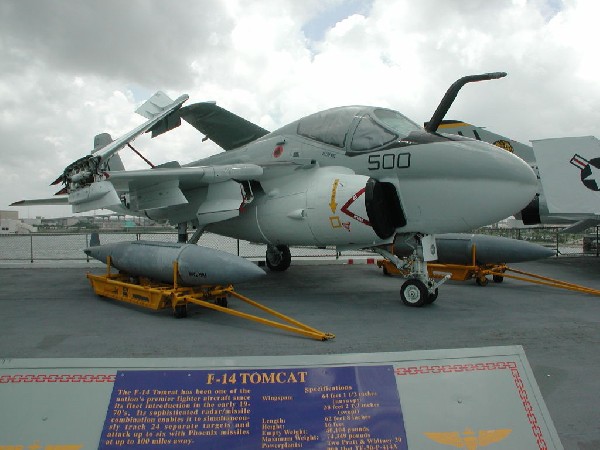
[99,365,407,449]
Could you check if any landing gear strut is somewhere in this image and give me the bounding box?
[266,244,291,272]
[375,234,449,307]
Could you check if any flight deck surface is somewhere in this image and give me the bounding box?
[1,258,599,449]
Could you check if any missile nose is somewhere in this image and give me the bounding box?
[228,258,266,284]
[178,245,266,285]
[530,243,556,260]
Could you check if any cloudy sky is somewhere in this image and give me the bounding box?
[1,0,599,218]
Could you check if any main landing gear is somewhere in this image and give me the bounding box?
[266,244,291,272]
[375,234,449,307]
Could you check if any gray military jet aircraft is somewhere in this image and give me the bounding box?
[12,73,538,306]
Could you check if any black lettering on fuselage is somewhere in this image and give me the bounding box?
[368,152,410,170]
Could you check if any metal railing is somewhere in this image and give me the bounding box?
[0,231,369,263]
[473,226,600,257]
[0,227,598,263]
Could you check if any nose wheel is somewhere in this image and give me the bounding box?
[375,234,449,307]
[400,279,439,307]
[400,279,428,306]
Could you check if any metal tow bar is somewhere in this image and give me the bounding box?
[178,287,335,341]
[487,266,600,296]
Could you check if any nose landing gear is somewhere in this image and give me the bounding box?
[375,234,449,307]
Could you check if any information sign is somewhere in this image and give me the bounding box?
[99,366,406,449]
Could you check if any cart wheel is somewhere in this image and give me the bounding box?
[493,275,504,283]
[173,304,188,319]
[476,276,488,287]
[215,297,228,308]
[400,279,429,307]
[426,288,439,304]
[382,265,391,276]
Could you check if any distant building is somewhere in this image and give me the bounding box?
[0,210,37,234]
[0,211,18,220]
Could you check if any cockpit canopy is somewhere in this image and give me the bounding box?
[295,106,424,153]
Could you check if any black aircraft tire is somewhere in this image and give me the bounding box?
[400,279,429,307]
[493,275,504,283]
[266,245,292,272]
[426,288,439,304]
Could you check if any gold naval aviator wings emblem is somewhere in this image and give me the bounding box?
[424,427,512,449]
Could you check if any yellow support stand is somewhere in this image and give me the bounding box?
[87,258,335,341]
[377,245,600,296]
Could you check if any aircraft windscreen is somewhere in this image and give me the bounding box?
[350,115,397,152]
[297,107,362,148]
[373,109,422,138]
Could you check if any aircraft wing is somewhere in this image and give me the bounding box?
[92,92,189,164]
[11,163,265,214]
[177,103,270,150]
[104,163,263,212]
[107,164,263,192]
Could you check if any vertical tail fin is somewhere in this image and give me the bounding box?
[533,136,600,215]
[94,133,125,171]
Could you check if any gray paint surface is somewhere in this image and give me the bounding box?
[0,258,599,448]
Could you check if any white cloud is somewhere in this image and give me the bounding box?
[1,0,599,219]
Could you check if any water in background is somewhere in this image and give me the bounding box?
[0,227,595,262]
[0,232,365,261]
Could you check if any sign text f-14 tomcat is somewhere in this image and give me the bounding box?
[12,73,537,305]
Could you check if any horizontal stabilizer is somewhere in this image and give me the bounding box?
[10,197,70,206]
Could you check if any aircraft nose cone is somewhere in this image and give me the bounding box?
[495,146,538,189]
[411,140,539,231]
[459,141,538,228]
[489,144,538,207]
